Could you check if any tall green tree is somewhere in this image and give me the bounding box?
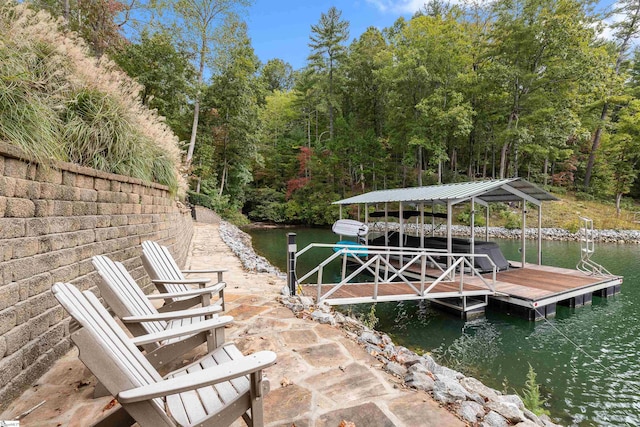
[168,0,252,166]
[605,98,640,214]
[260,58,294,92]
[385,9,473,185]
[201,17,262,204]
[486,0,604,179]
[110,28,195,137]
[308,6,349,141]
[583,0,640,189]
[341,27,391,191]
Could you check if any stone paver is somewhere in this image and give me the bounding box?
[0,222,465,427]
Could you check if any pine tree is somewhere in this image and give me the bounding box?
[308,6,349,141]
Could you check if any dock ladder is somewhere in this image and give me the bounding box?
[576,217,611,276]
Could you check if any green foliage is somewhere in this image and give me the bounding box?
[245,188,286,222]
[188,190,249,225]
[361,303,379,329]
[0,3,181,193]
[500,210,521,230]
[575,192,596,202]
[110,29,196,139]
[457,208,486,227]
[518,364,550,417]
[260,58,294,92]
[563,218,581,234]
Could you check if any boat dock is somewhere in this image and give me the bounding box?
[289,179,623,321]
[299,249,622,320]
[290,243,622,321]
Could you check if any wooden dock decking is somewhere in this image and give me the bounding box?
[300,261,623,320]
[304,280,490,302]
[480,262,622,313]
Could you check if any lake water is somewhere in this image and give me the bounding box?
[246,227,640,426]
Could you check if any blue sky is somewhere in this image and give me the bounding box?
[245,0,619,71]
[246,0,429,70]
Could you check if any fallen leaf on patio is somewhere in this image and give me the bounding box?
[339,420,355,427]
[280,377,293,387]
[75,380,90,389]
[103,399,117,411]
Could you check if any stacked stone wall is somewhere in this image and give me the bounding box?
[0,142,193,410]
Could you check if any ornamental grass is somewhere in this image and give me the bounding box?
[0,2,184,195]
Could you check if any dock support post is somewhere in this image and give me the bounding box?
[447,201,452,274]
[595,285,621,298]
[485,205,489,242]
[537,204,542,265]
[470,197,475,256]
[521,201,526,267]
[287,233,297,296]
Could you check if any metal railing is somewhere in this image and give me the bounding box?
[576,217,612,276]
[293,242,497,304]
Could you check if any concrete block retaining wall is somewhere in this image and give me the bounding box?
[0,142,193,410]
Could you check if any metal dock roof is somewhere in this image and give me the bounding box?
[333,178,558,206]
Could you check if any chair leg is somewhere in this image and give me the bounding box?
[206,326,225,352]
[94,381,111,398]
[241,410,253,427]
[247,372,265,427]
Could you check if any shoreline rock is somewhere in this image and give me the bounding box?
[218,219,563,426]
[369,222,640,244]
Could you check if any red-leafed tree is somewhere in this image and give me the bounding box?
[286,146,312,199]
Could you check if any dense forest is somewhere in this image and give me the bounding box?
[16,0,640,225]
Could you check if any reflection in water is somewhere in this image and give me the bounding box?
[246,227,640,426]
[431,319,502,378]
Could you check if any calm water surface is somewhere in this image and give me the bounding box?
[246,227,640,426]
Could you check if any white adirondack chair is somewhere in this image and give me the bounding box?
[141,241,226,311]
[92,255,229,369]
[52,282,276,427]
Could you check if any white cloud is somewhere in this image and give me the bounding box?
[365,0,432,15]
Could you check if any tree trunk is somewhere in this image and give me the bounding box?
[186,35,207,166]
[585,4,640,189]
[417,146,423,186]
[616,192,622,217]
[499,142,509,179]
[328,57,334,140]
[543,157,548,186]
[218,162,227,197]
[583,103,608,188]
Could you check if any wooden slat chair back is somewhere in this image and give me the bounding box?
[93,255,167,336]
[52,282,175,425]
[52,282,276,427]
[91,255,228,368]
[142,241,186,294]
[141,241,226,311]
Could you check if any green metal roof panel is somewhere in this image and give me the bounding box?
[333,178,558,205]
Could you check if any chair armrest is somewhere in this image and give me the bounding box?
[130,315,233,346]
[121,305,222,323]
[182,269,228,274]
[151,278,211,286]
[146,283,225,300]
[118,350,277,403]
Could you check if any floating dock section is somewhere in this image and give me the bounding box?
[291,242,622,321]
[291,179,623,321]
